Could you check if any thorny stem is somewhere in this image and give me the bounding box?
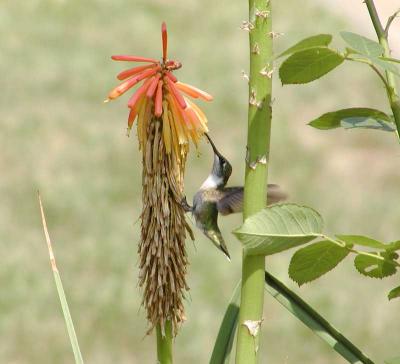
[156,321,173,364]
[364,0,400,140]
[235,0,272,362]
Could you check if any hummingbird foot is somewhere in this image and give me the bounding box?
[180,196,193,212]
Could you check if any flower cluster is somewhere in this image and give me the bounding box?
[106,22,212,154]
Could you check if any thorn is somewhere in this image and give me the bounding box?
[243,319,264,337]
[241,70,250,83]
[247,153,268,170]
[240,20,254,32]
[249,89,263,109]
[267,31,284,39]
[252,43,260,55]
[255,8,270,19]
[260,66,274,78]
[103,99,110,103]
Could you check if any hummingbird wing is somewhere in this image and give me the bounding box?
[216,184,287,215]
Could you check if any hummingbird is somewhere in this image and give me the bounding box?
[182,133,287,260]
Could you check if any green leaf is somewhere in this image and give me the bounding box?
[265,271,375,364]
[388,286,400,301]
[340,31,384,57]
[279,47,344,85]
[210,281,241,364]
[234,204,323,256]
[380,56,400,64]
[354,252,397,279]
[385,357,400,364]
[277,34,332,58]
[308,108,395,132]
[289,241,350,286]
[39,194,84,364]
[387,241,400,252]
[337,235,388,249]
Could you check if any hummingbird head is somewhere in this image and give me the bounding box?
[205,133,232,188]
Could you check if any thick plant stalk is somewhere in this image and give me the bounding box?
[365,0,400,139]
[235,0,273,362]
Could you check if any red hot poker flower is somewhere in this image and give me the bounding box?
[106,22,213,152]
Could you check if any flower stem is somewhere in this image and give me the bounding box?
[365,0,400,140]
[156,321,173,364]
[235,0,273,362]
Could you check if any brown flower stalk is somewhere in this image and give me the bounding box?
[106,23,212,335]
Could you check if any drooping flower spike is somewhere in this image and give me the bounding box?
[106,22,212,154]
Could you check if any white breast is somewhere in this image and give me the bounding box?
[200,174,222,190]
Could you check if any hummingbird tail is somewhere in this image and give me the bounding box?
[220,243,231,261]
[204,229,231,261]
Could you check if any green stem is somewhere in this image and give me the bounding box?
[156,321,173,364]
[327,235,400,268]
[345,55,391,95]
[235,0,273,362]
[365,0,400,139]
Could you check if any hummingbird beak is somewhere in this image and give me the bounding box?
[204,133,224,159]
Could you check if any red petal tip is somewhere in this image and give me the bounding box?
[111,55,159,63]
[166,78,187,109]
[154,81,163,117]
[161,22,168,62]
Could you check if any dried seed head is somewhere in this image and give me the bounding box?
[139,116,193,335]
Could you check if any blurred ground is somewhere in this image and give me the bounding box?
[1,0,400,363]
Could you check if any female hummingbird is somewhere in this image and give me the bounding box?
[182,134,287,260]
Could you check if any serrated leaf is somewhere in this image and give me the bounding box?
[387,241,400,252]
[388,286,400,301]
[340,31,384,57]
[380,56,400,64]
[385,357,400,364]
[354,252,397,279]
[234,204,323,256]
[289,241,350,286]
[308,108,395,132]
[277,34,332,58]
[337,235,388,249]
[279,47,344,84]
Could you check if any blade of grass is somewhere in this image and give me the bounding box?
[38,192,84,364]
[264,271,374,364]
[210,280,241,364]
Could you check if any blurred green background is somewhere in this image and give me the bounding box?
[1,0,400,363]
